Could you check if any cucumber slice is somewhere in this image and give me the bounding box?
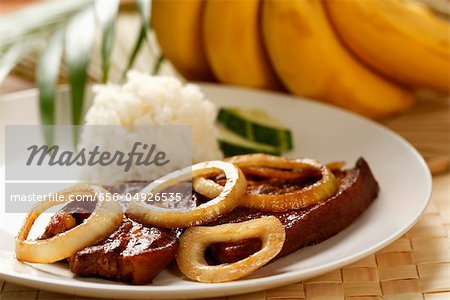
[218,125,281,157]
[217,107,293,151]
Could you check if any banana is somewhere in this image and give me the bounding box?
[262,0,414,119]
[202,0,282,90]
[325,0,450,93]
[152,0,213,81]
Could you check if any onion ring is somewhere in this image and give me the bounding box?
[326,161,345,172]
[126,161,247,228]
[228,154,338,211]
[241,166,309,180]
[193,176,223,198]
[194,154,338,212]
[15,185,123,263]
[240,161,345,180]
[192,176,222,199]
[176,216,285,283]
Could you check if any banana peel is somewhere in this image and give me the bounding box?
[325,0,450,93]
[262,0,414,119]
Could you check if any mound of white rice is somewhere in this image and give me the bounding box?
[81,71,222,182]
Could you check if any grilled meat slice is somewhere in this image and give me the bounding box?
[40,201,178,284]
[207,158,379,264]
[68,217,177,284]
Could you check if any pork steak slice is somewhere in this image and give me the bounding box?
[40,202,178,284]
[68,217,177,284]
[206,157,379,264]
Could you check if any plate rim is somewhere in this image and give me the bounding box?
[0,84,433,299]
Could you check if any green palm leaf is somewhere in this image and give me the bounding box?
[0,44,28,84]
[65,8,96,145]
[0,0,94,53]
[121,0,150,79]
[0,0,163,137]
[36,27,65,146]
[96,0,120,83]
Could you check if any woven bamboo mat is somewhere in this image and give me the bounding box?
[0,174,448,300]
[381,91,449,175]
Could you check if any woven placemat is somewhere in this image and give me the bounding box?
[381,91,449,175]
[0,174,448,300]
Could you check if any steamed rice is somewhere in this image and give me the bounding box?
[81,71,222,182]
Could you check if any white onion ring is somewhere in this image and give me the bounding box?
[240,161,344,180]
[194,154,338,212]
[193,176,223,198]
[15,185,123,263]
[192,176,222,199]
[241,166,307,180]
[176,216,285,283]
[126,161,247,228]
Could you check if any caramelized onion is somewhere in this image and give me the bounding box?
[241,166,307,180]
[241,161,345,180]
[228,154,338,211]
[176,216,285,283]
[326,161,346,172]
[126,161,247,228]
[192,176,222,199]
[193,176,223,199]
[194,154,338,212]
[15,185,123,263]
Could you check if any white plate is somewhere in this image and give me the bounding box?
[0,84,432,299]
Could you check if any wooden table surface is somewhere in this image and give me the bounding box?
[1,73,449,300]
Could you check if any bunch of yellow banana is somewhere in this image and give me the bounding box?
[152,0,449,119]
[325,0,449,93]
[152,0,213,81]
